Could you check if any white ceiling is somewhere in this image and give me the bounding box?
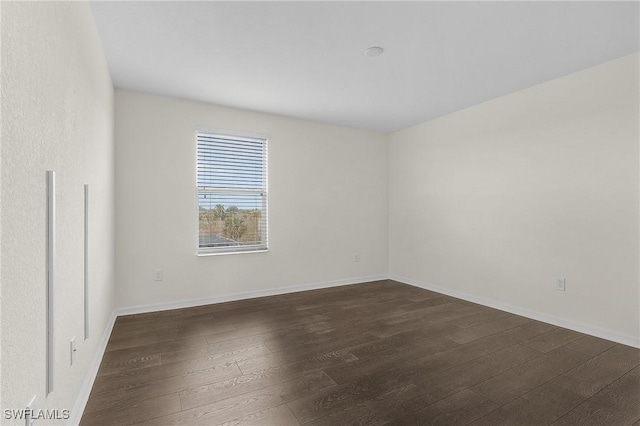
[90,1,639,133]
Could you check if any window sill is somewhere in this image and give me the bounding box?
[197,248,269,257]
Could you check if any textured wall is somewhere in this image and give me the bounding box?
[1,2,114,423]
[114,90,388,308]
[389,54,640,344]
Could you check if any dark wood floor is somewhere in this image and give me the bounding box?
[81,280,640,425]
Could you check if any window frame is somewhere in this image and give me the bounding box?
[195,129,269,256]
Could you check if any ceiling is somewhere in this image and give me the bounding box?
[90,1,639,133]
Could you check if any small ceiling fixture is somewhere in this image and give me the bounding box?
[365,46,384,57]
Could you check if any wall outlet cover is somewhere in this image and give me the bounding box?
[70,337,77,366]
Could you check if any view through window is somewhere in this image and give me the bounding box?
[197,132,268,254]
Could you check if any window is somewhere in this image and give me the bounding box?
[197,131,268,254]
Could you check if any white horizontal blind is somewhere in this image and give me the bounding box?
[197,132,268,253]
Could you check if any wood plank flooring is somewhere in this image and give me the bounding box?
[81,280,640,425]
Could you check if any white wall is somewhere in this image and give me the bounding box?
[1,2,115,424]
[389,53,640,345]
[1,2,637,423]
[114,90,388,308]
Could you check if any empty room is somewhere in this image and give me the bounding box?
[1,1,639,425]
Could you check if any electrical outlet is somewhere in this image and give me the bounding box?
[70,337,77,366]
[555,277,566,291]
[154,269,163,282]
[25,395,35,426]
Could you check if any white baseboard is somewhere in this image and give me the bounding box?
[389,274,640,349]
[115,274,389,317]
[67,310,117,426]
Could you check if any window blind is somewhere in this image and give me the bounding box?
[197,132,268,254]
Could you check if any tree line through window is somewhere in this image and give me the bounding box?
[198,203,263,245]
